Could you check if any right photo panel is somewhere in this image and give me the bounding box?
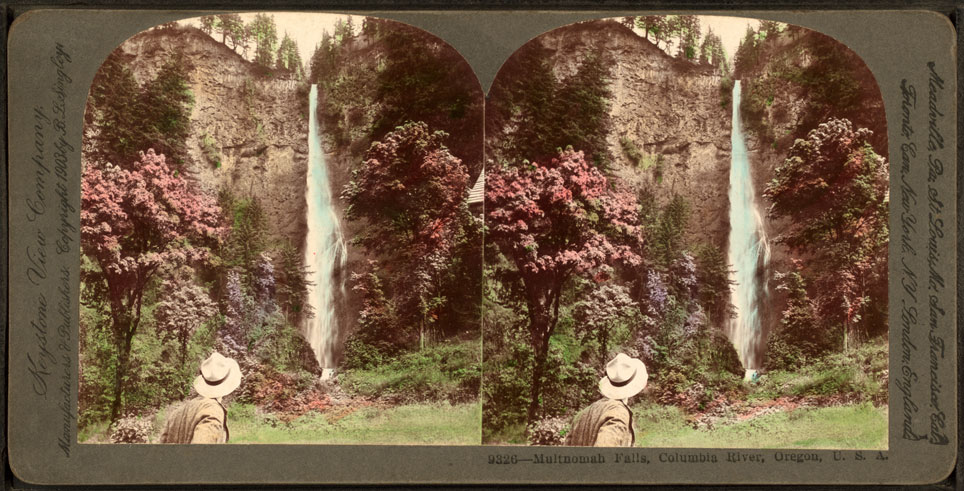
[482,16,889,448]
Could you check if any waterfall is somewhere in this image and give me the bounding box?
[303,84,348,372]
[726,80,770,375]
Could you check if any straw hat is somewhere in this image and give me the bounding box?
[598,353,648,400]
[193,352,242,399]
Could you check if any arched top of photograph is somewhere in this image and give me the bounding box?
[83,13,483,174]
[485,15,886,170]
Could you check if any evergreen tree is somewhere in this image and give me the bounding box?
[672,15,701,60]
[276,33,303,77]
[249,13,278,68]
[199,16,218,35]
[85,50,143,166]
[554,53,615,169]
[309,31,336,84]
[276,240,313,323]
[636,16,669,47]
[734,25,760,75]
[216,14,245,50]
[372,23,483,166]
[140,51,194,167]
[487,43,614,170]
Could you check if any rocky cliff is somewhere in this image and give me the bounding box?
[113,27,310,248]
[535,20,733,248]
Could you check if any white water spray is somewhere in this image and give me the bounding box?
[303,84,348,370]
[727,81,770,374]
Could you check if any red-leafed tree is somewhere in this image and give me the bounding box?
[342,121,471,348]
[81,149,222,422]
[764,118,888,351]
[486,148,643,424]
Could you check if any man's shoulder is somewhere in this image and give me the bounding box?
[195,397,224,413]
[593,398,631,419]
[592,397,625,410]
[174,397,222,416]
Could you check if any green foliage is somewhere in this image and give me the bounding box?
[275,33,304,79]
[699,28,729,72]
[310,18,483,169]
[341,340,481,404]
[573,284,639,366]
[755,339,887,404]
[619,136,644,168]
[86,49,194,168]
[222,402,481,445]
[670,15,701,60]
[140,51,195,167]
[79,301,117,427]
[249,14,279,69]
[633,399,886,449]
[734,25,762,76]
[369,23,483,167]
[200,131,221,168]
[487,44,615,170]
[275,240,312,323]
[342,268,404,365]
[693,243,732,326]
[79,278,220,429]
[736,24,885,151]
[85,51,142,165]
[643,193,689,265]
[481,278,602,441]
[214,14,247,53]
[247,312,318,374]
[764,120,888,350]
[766,267,828,369]
[636,16,670,46]
[218,190,269,276]
[633,152,666,183]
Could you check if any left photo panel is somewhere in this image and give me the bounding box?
[78,13,484,445]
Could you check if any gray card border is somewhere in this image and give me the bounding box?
[5,7,959,486]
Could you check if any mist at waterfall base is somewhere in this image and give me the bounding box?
[726,81,771,378]
[303,84,348,378]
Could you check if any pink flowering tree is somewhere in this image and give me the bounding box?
[342,121,471,349]
[81,149,222,422]
[764,119,888,350]
[486,148,643,423]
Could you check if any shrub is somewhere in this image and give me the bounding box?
[527,416,570,446]
[109,414,154,443]
[620,136,645,167]
[341,340,481,404]
[200,131,221,168]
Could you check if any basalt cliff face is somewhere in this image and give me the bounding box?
[534,21,734,248]
[110,27,310,247]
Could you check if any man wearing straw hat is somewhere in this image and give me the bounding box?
[565,353,648,447]
[160,352,242,444]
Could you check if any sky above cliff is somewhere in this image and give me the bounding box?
[700,16,762,60]
[177,13,766,78]
[179,13,347,67]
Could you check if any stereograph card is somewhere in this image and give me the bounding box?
[4,6,958,486]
